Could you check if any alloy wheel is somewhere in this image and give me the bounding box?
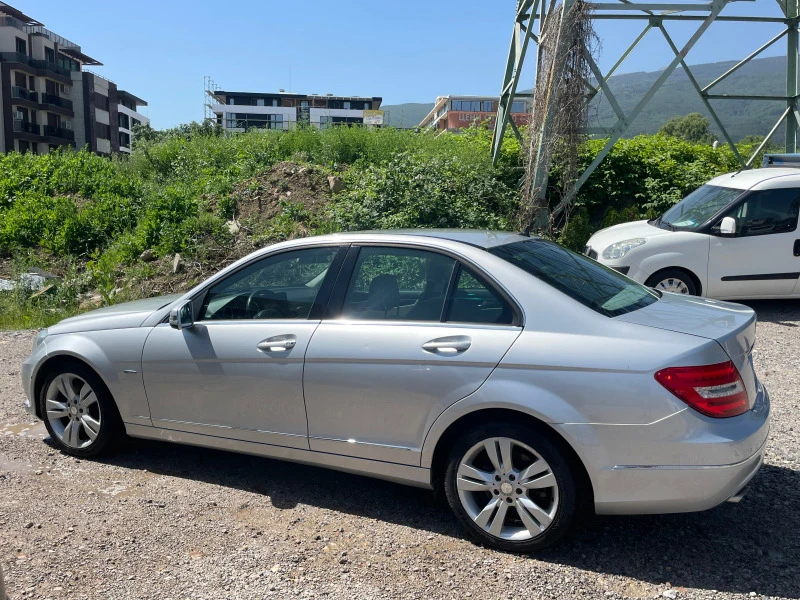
[45,373,102,449]
[456,437,559,541]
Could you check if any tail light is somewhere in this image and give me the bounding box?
[655,361,749,418]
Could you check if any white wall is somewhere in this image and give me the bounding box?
[95,107,109,126]
[118,103,149,132]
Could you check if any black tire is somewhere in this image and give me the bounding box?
[38,361,124,458]
[645,268,698,296]
[443,421,578,553]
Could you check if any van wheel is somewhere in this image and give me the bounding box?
[443,422,578,552]
[646,268,698,296]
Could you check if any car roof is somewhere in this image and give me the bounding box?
[707,168,800,190]
[305,229,534,249]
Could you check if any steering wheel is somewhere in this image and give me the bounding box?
[245,289,291,319]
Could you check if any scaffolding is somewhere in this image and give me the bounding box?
[492,0,800,225]
[203,75,221,124]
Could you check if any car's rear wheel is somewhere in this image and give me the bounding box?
[443,422,578,552]
[646,268,698,296]
[38,362,123,457]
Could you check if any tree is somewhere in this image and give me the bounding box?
[659,113,714,144]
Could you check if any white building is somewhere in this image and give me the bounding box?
[208,90,383,133]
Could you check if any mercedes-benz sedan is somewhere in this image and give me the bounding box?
[21,230,770,552]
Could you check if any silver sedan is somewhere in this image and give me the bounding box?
[21,231,770,552]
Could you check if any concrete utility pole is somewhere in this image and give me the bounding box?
[493,0,800,221]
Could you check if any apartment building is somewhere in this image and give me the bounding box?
[419,95,533,133]
[208,90,383,132]
[0,2,148,155]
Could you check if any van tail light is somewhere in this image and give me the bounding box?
[654,361,749,418]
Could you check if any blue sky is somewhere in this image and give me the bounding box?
[14,1,790,129]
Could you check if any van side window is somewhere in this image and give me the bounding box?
[722,188,800,237]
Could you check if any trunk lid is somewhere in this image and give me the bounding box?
[617,292,757,404]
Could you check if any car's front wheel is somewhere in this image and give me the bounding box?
[645,268,698,295]
[38,362,123,457]
[443,422,578,552]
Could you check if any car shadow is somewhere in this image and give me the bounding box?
[740,299,800,326]
[85,437,800,599]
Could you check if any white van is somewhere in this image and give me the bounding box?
[584,157,800,299]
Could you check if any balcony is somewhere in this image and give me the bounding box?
[43,125,74,141]
[11,86,38,103]
[40,93,73,111]
[13,120,40,135]
[23,25,80,51]
[0,52,73,78]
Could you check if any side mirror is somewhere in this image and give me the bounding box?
[719,216,737,236]
[169,301,194,330]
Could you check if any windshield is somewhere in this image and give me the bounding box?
[660,184,742,231]
[490,239,659,317]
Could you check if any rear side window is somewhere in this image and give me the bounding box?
[446,266,514,325]
[490,240,658,317]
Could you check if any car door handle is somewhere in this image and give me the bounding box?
[794,239,800,257]
[257,335,297,352]
[422,336,471,354]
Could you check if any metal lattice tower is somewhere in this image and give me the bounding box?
[492,0,800,225]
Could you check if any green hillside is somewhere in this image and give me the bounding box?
[593,55,787,141]
[383,56,788,139]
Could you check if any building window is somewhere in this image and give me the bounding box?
[45,47,55,63]
[131,118,141,128]
[256,98,265,106]
[510,101,529,113]
[57,55,79,72]
[344,101,351,110]
[481,101,494,112]
[96,122,111,140]
[452,100,484,112]
[15,37,26,55]
[119,113,130,129]
[95,93,110,111]
[225,113,284,130]
[119,132,131,148]
[319,116,332,130]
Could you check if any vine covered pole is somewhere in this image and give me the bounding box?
[492,0,800,229]
[786,0,799,153]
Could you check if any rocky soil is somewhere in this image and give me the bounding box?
[0,301,798,600]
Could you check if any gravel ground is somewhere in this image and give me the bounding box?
[1,301,798,600]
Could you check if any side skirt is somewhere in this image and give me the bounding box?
[124,423,432,489]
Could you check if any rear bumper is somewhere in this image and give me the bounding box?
[556,383,770,515]
[594,437,766,514]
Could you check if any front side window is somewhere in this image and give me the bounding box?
[201,247,338,321]
[719,188,800,237]
[660,184,742,231]
[342,247,456,321]
[490,240,658,317]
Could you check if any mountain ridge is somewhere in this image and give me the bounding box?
[382,55,789,140]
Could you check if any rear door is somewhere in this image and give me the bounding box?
[302,245,522,466]
[707,187,800,298]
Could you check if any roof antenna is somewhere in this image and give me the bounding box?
[519,224,533,237]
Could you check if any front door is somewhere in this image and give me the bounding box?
[707,187,800,298]
[142,245,343,448]
[303,246,522,465]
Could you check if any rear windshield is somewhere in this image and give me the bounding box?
[490,239,659,317]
